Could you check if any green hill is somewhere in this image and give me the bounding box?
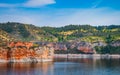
[42,24,120,43]
[0,22,57,42]
[0,22,120,43]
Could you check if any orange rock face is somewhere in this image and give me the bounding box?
[77,46,94,54]
[8,42,33,49]
[0,49,8,60]
[0,42,54,62]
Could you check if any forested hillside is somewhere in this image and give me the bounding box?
[0,22,120,54]
[0,22,120,43]
[0,22,57,42]
[42,24,120,43]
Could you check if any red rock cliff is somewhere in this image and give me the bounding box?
[0,42,54,62]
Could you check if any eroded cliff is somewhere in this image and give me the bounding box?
[0,42,54,62]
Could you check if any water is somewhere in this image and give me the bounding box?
[0,58,120,75]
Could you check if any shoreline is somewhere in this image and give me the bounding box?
[54,54,120,59]
[0,58,53,63]
[0,54,120,63]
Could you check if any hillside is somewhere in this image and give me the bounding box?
[0,22,57,42]
[0,22,120,54]
[0,29,17,47]
[42,25,120,43]
[0,22,120,43]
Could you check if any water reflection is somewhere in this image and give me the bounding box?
[0,58,120,75]
[0,62,54,75]
[54,58,120,75]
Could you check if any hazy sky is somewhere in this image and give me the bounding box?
[0,0,120,27]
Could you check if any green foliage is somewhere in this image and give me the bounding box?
[0,22,120,42]
[0,22,57,42]
[42,24,120,42]
[105,35,114,43]
[95,45,120,54]
[17,25,30,38]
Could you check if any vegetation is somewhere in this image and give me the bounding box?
[41,24,120,43]
[0,22,57,42]
[0,22,120,54]
[0,22,120,42]
[95,45,120,54]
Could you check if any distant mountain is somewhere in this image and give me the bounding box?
[0,22,120,43]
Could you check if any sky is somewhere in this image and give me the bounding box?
[0,0,120,27]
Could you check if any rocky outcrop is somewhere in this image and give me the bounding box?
[76,42,96,54]
[54,43,67,51]
[110,40,120,47]
[0,42,54,62]
[25,39,111,54]
[35,41,97,54]
[8,41,33,49]
[34,42,68,51]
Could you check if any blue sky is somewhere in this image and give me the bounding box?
[0,0,120,27]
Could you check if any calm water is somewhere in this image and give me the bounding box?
[0,58,120,75]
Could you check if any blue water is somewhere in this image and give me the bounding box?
[0,58,120,75]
